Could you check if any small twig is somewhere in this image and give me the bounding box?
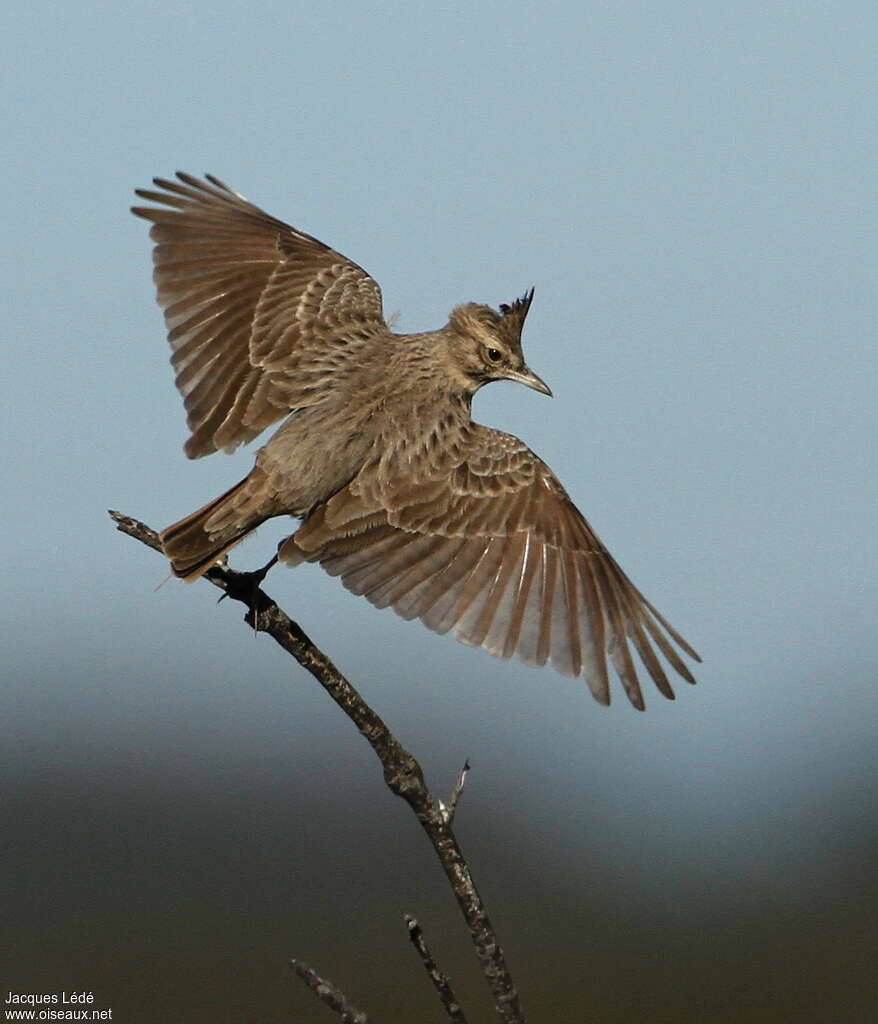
[405,915,469,1024]
[110,511,527,1024]
[441,759,471,826]
[289,959,369,1024]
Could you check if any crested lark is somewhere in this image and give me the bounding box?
[132,172,699,709]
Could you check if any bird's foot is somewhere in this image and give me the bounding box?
[216,555,278,631]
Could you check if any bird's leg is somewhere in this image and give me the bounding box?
[248,552,280,589]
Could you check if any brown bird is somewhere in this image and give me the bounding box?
[132,172,699,709]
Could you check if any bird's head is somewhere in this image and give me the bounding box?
[446,288,552,398]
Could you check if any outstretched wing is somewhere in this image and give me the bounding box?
[132,172,387,458]
[289,425,700,709]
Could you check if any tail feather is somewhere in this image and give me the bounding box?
[160,470,272,581]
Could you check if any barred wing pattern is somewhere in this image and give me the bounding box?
[292,427,700,709]
[132,173,386,457]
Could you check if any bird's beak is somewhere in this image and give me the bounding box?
[506,366,553,397]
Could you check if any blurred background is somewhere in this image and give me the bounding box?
[2,2,876,1021]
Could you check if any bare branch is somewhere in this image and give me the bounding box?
[405,915,469,1023]
[289,959,369,1024]
[109,510,162,552]
[111,512,527,1024]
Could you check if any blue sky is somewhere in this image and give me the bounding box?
[3,2,876,1020]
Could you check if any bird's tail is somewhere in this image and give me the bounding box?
[160,468,274,581]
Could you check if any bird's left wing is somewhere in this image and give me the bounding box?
[288,425,699,709]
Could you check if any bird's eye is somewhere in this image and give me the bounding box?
[486,347,502,363]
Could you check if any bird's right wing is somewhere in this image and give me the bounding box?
[132,173,387,458]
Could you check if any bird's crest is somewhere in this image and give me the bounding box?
[498,288,535,344]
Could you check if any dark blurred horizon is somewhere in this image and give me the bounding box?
[4,595,875,1020]
[4,733,875,1022]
